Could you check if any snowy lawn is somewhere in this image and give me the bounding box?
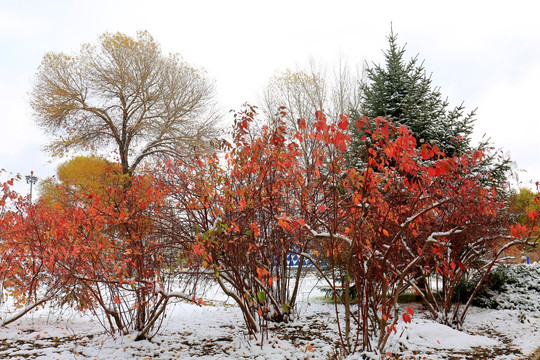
[0,269,539,360]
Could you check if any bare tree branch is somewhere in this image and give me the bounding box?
[31,31,220,174]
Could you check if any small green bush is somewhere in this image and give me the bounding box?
[453,266,515,308]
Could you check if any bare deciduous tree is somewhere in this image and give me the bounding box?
[261,60,362,167]
[31,31,220,175]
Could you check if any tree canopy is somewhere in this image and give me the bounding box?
[38,155,122,206]
[357,30,475,156]
[261,62,361,167]
[30,31,220,175]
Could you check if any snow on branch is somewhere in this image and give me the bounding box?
[400,197,450,229]
[304,223,352,245]
[425,228,463,245]
[156,289,193,303]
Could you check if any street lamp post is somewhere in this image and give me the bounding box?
[25,171,38,202]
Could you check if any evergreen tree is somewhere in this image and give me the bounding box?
[356,30,475,157]
[348,29,511,197]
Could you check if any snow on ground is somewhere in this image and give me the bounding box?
[464,308,540,356]
[494,263,540,313]
[397,318,498,351]
[383,307,540,359]
[0,268,539,359]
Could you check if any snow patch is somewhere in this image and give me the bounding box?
[399,318,498,351]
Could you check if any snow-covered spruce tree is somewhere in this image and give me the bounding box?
[350,30,475,160]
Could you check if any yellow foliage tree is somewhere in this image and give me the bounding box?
[38,155,122,206]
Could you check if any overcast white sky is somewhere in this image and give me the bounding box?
[1,0,539,196]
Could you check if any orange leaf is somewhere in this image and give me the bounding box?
[257,267,269,279]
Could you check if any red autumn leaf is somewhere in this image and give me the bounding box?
[405,306,414,316]
[315,110,325,122]
[338,114,349,130]
[314,120,326,132]
[402,313,411,323]
[510,224,523,238]
[297,118,307,130]
[440,161,451,175]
